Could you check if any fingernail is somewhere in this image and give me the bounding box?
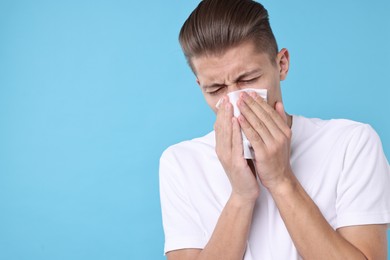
[249,92,257,99]
[240,92,248,100]
[215,97,224,109]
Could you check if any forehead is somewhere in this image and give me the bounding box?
[192,41,273,83]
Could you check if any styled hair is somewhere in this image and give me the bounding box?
[179,0,278,69]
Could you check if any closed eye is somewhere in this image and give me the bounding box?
[208,87,224,95]
[239,78,258,84]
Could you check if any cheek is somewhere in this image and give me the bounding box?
[259,78,281,105]
[266,86,282,108]
[204,96,220,114]
[255,76,272,90]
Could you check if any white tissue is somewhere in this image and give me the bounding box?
[216,88,268,159]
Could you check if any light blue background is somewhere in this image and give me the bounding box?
[0,0,389,259]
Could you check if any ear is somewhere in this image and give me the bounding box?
[277,48,290,81]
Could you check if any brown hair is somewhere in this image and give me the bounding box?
[179,0,278,69]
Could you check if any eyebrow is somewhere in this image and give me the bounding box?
[235,69,262,81]
[202,69,262,89]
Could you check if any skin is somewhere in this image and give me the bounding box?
[167,40,388,260]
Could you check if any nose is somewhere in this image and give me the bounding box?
[226,83,240,94]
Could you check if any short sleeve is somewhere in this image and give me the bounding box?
[336,124,390,228]
[159,147,207,254]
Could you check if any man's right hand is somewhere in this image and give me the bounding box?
[214,96,260,203]
[168,96,260,260]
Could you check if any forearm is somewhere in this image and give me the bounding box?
[196,194,255,260]
[270,174,367,260]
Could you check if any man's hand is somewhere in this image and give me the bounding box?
[214,96,260,202]
[237,92,293,191]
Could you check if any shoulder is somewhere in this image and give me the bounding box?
[293,115,379,141]
[160,131,215,162]
[325,118,381,147]
[159,131,219,190]
[291,115,386,164]
[295,115,368,130]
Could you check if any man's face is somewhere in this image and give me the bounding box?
[192,41,289,113]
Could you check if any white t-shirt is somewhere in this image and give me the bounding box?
[159,115,390,259]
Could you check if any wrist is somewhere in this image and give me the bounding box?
[229,192,258,208]
[266,170,298,197]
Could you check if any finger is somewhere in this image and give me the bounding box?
[214,96,233,157]
[214,96,227,152]
[252,92,290,132]
[244,92,290,138]
[242,92,282,136]
[238,114,267,155]
[214,96,225,139]
[231,117,244,159]
[237,95,274,145]
[223,98,233,152]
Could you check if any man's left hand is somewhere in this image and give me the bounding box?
[237,91,293,192]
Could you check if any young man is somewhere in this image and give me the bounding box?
[159,0,390,259]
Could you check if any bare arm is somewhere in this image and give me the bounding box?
[238,91,387,259]
[270,174,387,259]
[168,97,259,260]
[167,195,256,260]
